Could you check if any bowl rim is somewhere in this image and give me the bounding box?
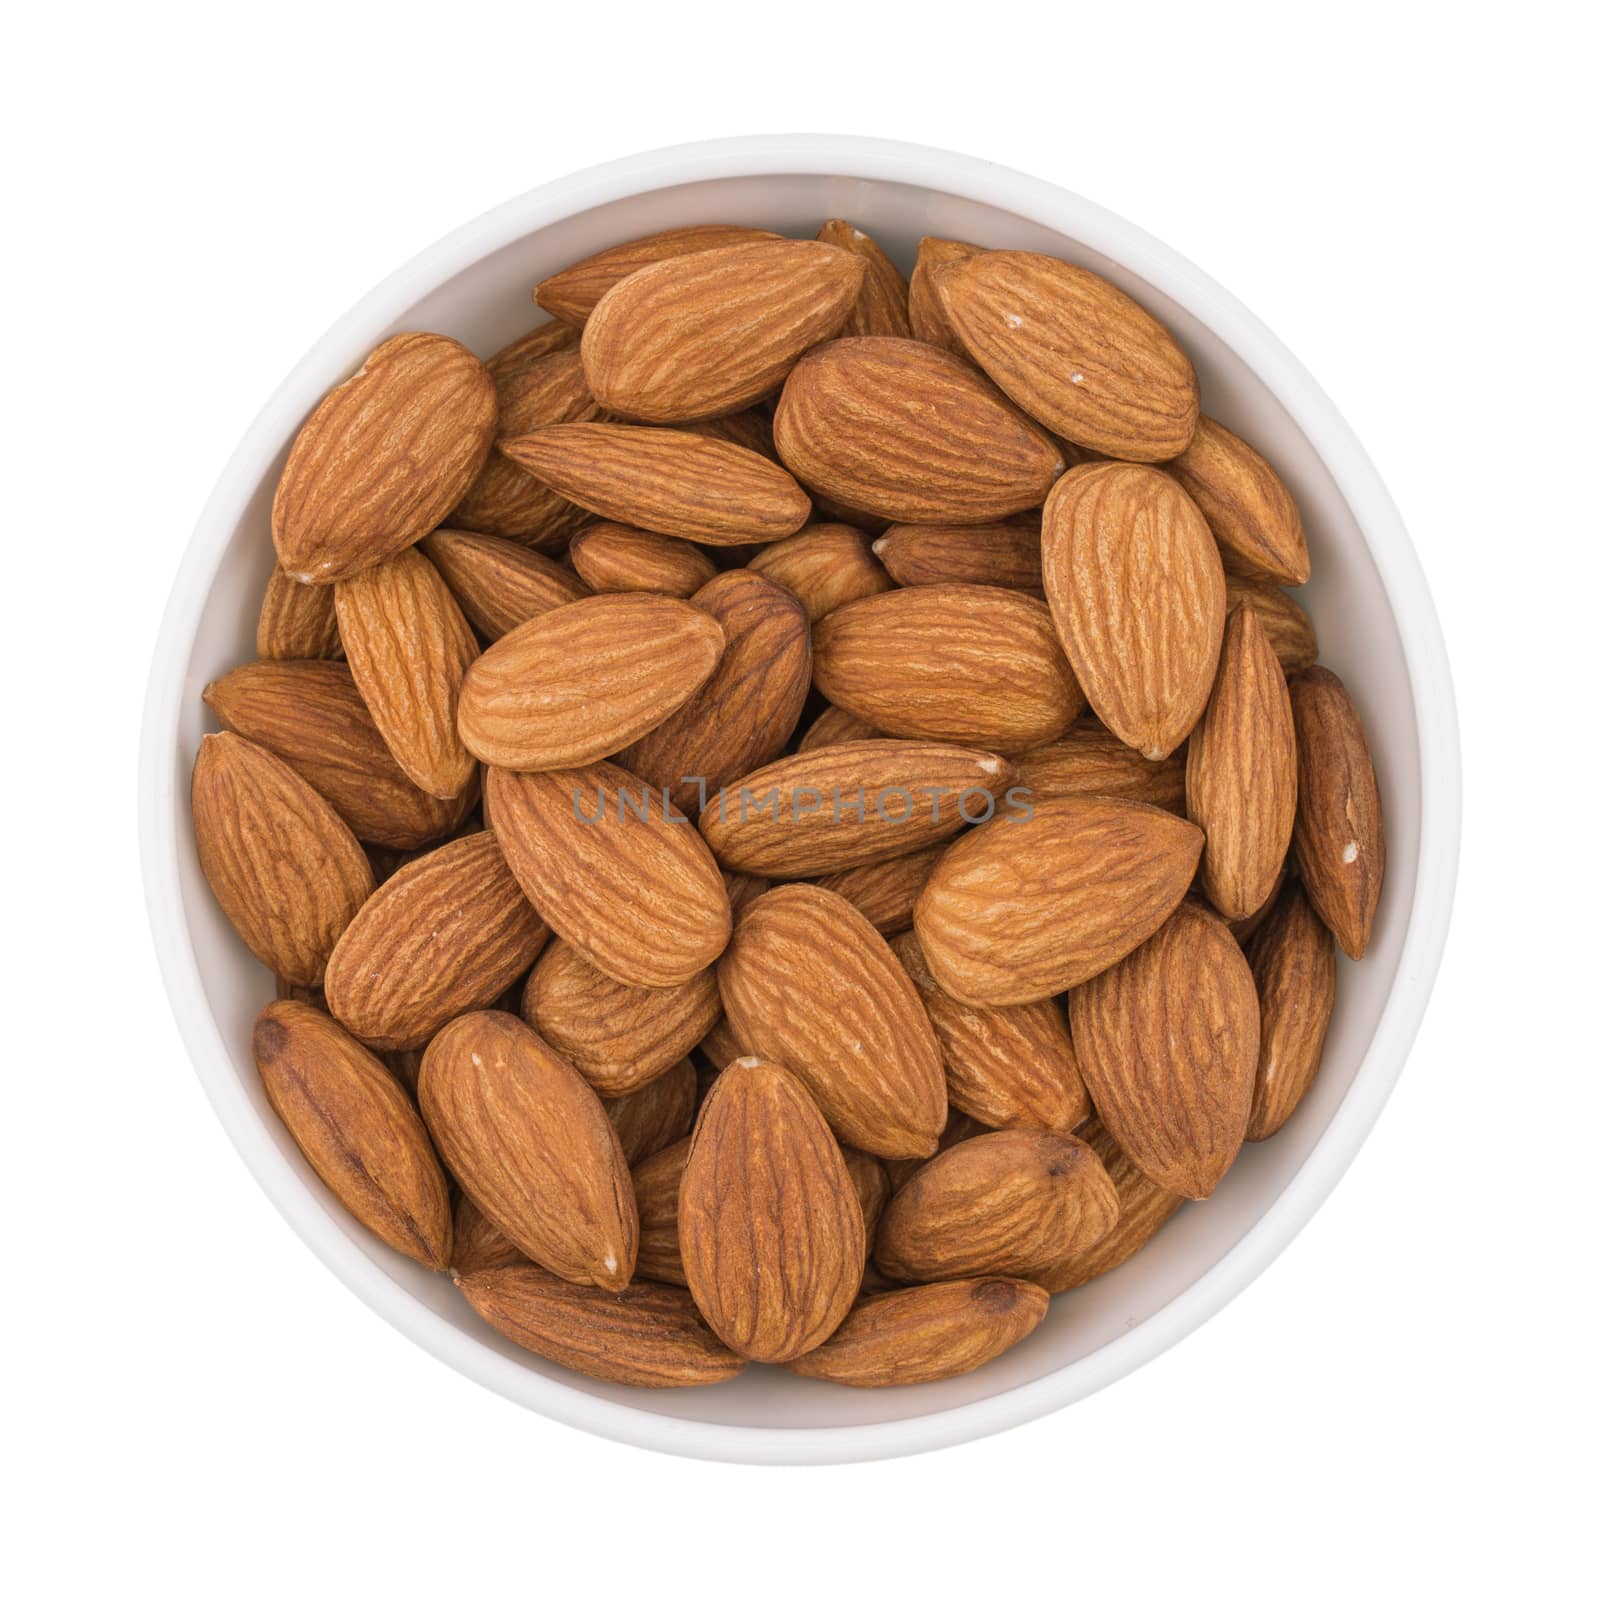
[139,132,1461,1465]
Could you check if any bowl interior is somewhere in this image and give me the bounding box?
[160,167,1423,1442]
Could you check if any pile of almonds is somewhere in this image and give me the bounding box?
[194,220,1385,1391]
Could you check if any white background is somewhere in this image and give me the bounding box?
[6,3,1595,1594]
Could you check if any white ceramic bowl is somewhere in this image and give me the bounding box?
[140,134,1460,1464]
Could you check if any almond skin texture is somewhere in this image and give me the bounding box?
[487,761,732,989]
[620,570,811,814]
[486,320,580,375]
[798,703,881,751]
[606,1060,697,1167]
[933,250,1199,462]
[521,938,719,1098]
[895,931,1091,1133]
[787,1276,1048,1387]
[1246,882,1338,1140]
[1069,900,1260,1200]
[813,584,1084,753]
[449,346,599,547]
[500,423,810,545]
[254,1001,452,1270]
[1226,575,1319,673]
[843,1148,893,1242]
[273,333,496,583]
[567,522,717,598]
[534,224,783,325]
[1030,1116,1185,1292]
[451,1191,527,1276]
[457,593,725,771]
[745,522,893,620]
[256,565,343,659]
[457,1264,743,1387]
[875,1130,1119,1282]
[1168,415,1310,584]
[817,220,913,339]
[774,337,1065,522]
[873,521,1045,594]
[915,796,1202,1005]
[814,844,945,937]
[324,831,548,1051]
[717,885,947,1159]
[419,1011,637,1290]
[632,1138,690,1285]
[679,1058,866,1362]
[908,236,983,353]
[1042,462,1226,760]
[335,547,480,801]
[1014,719,1187,814]
[581,239,866,422]
[699,740,1013,878]
[1290,666,1386,959]
[1186,603,1298,920]
[202,661,467,850]
[421,528,589,639]
[191,732,374,986]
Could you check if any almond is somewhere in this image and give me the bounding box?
[885,1111,987,1194]
[1226,574,1318,673]
[419,1010,637,1290]
[253,1000,452,1270]
[632,1138,690,1285]
[456,1264,744,1387]
[679,1057,865,1362]
[486,320,580,376]
[717,884,946,1158]
[500,423,811,545]
[787,1276,1048,1387]
[620,570,811,813]
[913,796,1203,1005]
[534,224,783,325]
[581,239,865,422]
[673,406,779,460]
[699,739,1012,878]
[256,565,343,660]
[907,236,983,353]
[567,521,718,598]
[814,843,945,936]
[1014,718,1187,814]
[335,547,479,800]
[191,732,374,985]
[1168,414,1309,584]
[696,1015,746,1072]
[450,1191,528,1276]
[521,938,719,1097]
[421,528,589,640]
[1246,882,1338,1140]
[842,1147,893,1242]
[607,1059,697,1166]
[1029,1116,1185,1292]
[894,931,1091,1133]
[774,337,1064,522]
[874,1129,1119,1281]
[1042,462,1225,760]
[798,703,881,751]
[872,520,1044,594]
[933,250,1199,461]
[324,832,549,1051]
[486,761,732,989]
[1290,666,1386,959]
[745,522,892,620]
[817,220,913,339]
[272,333,496,583]
[203,661,468,850]
[722,869,769,920]
[813,584,1084,753]
[1069,899,1259,1199]
[457,593,725,771]
[1186,603,1298,920]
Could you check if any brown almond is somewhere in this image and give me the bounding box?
[632,1138,690,1285]
[191,732,374,986]
[774,337,1064,522]
[913,796,1203,1005]
[253,1001,451,1270]
[273,333,496,583]
[256,565,343,660]
[672,407,779,460]
[696,1016,746,1073]
[607,1059,697,1167]
[745,522,893,621]
[1226,574,1318,673]
[1290,666,1386,959]
[798,703,881,751]
[875,1129,1119,1281]
[908,236,983,353]
[934,250,1199,461]
[420,1010,637,1289]
[421,528,589,639]
[1042,462,1225,760]
[814,843,945,936]
[567,521,718,598]
[716,884,946,1159]
[1015,719,1187,814]
[450,1191,528,1276]
[487,320,579,373]
[873,520,1044,594]
[487,761,732,989]
[1069,900,1259,1199]
[324,831,549,1051]
[842,1148,893,1242]
[817,219,913,339]
[335,547,479,800]
[679,1057,865,1362]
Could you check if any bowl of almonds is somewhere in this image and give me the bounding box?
[141,135,1459,1462]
